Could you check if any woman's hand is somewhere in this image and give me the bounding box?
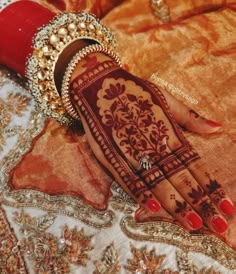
[69,52,234,233]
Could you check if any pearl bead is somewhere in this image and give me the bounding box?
[88,23,95,30]
[42,46,50,56]
[68,23,76,32]
[58,27,68,38]
[49,34,58,45]
[79,22,86,29]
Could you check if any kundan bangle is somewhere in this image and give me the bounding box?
[26,12,119,125]
[61,44,121,121]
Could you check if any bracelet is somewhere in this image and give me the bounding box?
[61,44,121,121]
[26,12,119,125]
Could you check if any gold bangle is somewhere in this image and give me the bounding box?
[61,44,121,121]
[26,12,119,125]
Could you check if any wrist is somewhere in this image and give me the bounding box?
[70,52,113,83]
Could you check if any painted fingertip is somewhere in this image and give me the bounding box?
[186,212,203,230]
[211,216,228,233]
[206,119,222,128]
[219,199,235,216]
[147,199,161,213]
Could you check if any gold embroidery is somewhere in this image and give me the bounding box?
[13,210,94,273]
[0,67,115,229]
[121,216,236,270]
[93,242,120,274]
[110,182,137,214]
[125,244,168,273]
[0,206,27,273]
[176,250,221,273]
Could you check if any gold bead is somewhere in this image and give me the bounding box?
[58,27,68,38]
[39,84,45,91]
[51,102,58,110]
[39,59,47,68]
[43,93,51,101]
[37,70,46,80]
[96,29,103,36]
[68,23,76,32]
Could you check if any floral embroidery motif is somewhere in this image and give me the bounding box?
[0,91,30,152]
[121,216,236,270]
[98,79,169,165]
[125,244,175,273]
[93,242,120,274]
[13,210,94,273]
[0,207,27,274]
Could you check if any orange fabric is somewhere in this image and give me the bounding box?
[37,0,123,17]
[10,119,112,210]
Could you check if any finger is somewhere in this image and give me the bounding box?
[81,107,203,231]
[138,167,203,231]
[80,114,162,214]
[159,87,222,134]
[159,145,229,233]
[120,149,203,231]
[187,158,235,216]
[167,167,228,233]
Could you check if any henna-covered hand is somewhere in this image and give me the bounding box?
[69,53,235,233]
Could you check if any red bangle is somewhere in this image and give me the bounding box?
[0,1,55,76]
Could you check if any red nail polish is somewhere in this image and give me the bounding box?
[186,212,203,230]
[211,216,228,233]
[206,120,222,127]
[219,200,235,216]
[147,199,161,213]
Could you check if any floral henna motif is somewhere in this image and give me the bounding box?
[70,62,201,205]
[99,82,170,164]
[205,173,226,204]
[188,185,217,218]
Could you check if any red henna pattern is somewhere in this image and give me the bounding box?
[70,61,201,199]
[205,173,226,204]
[100,82,169,163]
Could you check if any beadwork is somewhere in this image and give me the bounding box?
[26,12,119,124]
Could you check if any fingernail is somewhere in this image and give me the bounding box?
[211,216,228,233]
[219,199,235,216]
[147,199,161,213]
[186,212,203,230]
[206,119,222,127]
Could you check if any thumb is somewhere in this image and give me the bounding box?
[159,87,222,134]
